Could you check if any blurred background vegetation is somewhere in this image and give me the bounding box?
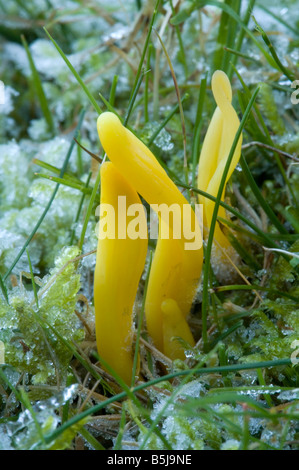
[0,0,298,450]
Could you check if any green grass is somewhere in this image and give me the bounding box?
[0,0,298,451]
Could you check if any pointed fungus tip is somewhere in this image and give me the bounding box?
[212,70,232,104]
[97,111,120,129]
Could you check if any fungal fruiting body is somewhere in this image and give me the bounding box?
[94,161,148,385]
[97,112,203,360]
[197,70,242,268]
[161,298,195,360]
[145,219,200,357]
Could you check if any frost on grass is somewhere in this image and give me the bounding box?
[0,142,32,212]
[28,118,52,141]
[240,240,299,371]
[0,246,83,384]
[0,137,88,275]
[141,122,174,152]
[0,384,83,450]
[135,380,222,450]
[135,379,260,450]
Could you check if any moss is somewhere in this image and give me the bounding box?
[0,246,83,384]
[257,83,286,136]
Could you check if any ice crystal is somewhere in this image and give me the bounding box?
[141,122,174,152]
[0,247,83,383]
[30,39,73,81]
[220,439,240,450]
[0,142,32,213]
[0,384,79,450]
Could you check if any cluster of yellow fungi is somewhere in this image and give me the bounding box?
[94,70,242,384]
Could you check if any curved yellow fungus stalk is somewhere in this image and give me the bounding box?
[97,112,203,357]
[197,70,242,263]
[161,299,195,361]
[145,219,198,352]
[94,162,148,385]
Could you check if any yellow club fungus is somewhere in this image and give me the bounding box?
[197,70,242,270]
[94,162,148,385]
[161,298,195,361]
[97,112,203,359]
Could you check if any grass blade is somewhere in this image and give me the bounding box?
[131,251,152,387]
[252,16,295,81]
[172,0,276,69]
[201,86,260,350]
[26,248,39,308]
[43,28,102,115]
[191,75,207,187]
[21,35,55,135]
[3,109,85,281]
[41,357,292,447]
[240,154,288,234]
